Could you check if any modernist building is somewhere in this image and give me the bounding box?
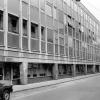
[0,0,100,85]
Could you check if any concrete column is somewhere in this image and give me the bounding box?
[52,64,58,80]
[72,64,76,77]
[93,64,95,73]
[84,65,87,75]
[20,62,28,85]
[99,65,100,72]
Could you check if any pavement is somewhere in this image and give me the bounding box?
[13,73,100,92]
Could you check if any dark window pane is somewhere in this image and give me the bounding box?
[8,14,19,34]
[68,24,72,36]
[0,11,3,30]
[41,26,45,41]
[31,23,39,38]
[0,31,4,45]
[23,19,28,36]
[55,44,58,55]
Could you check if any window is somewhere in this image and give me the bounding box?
[23,19,28,36]
[64,14,67,25]
[65,0,70,6]
[8,14,19,34]
[58,10,63,23]
[40,0,45,10]
[41,26,46,53]
[55,30,58,44]
[57,0,63,9]
[46,4,52,17]
[68,24,72,36]
[41,26,45,41]
[59,37,64,45]
[31,23,38,38]
[53,7,57,19]
[30,0,39,7]
[47,28,54,54]
[47,28,53,43]
[0,11,3,30]
[22,2,28,18]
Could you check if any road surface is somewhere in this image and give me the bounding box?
[12,75,100,100]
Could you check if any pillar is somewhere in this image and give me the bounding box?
[84,65,87,75]
[20,62,28,85]
[72,64,76,77]
[93,64,95,73]
[99,65,100,72]
[52,64,58,80]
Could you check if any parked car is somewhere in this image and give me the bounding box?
[0,80,13,100]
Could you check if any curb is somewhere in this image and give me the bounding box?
[13,73,100,92]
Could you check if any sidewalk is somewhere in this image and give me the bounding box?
[13,73,100,92]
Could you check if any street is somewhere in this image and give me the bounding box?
[12,75,100,100]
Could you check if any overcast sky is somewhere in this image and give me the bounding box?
[81,0,100,21]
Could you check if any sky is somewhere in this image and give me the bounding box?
[81,0,100,21]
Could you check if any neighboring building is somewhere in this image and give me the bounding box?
[0,0,100,85]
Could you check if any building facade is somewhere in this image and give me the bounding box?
[0,0,100,85]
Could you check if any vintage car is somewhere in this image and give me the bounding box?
[0,80,13,100]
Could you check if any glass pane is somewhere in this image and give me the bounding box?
[47,43,54,54]
[22,37,28,50]
[31,23,39,38]
[46,4,52,17]
[0,0,4,8]
[23,19,28,36]
[68,24,72,36]
[31,39,39,52]
[58,10,63,23]
[57,0,63,9]
[8,14,19,34]
[22,2,28,18]
[40,0,45,10]
[0,10,3,30]
[59,37,64,45]
[53,7,57,19]
[41,26,45,41]
[60,45,64,56]
[47,28,53,43]
[59,23,64,34]
[0,31,4,45]
[8,33,19,49]
[55,44,58,55]
[41,41,46,53]
[30,6,39,23]
[30,0,39,7]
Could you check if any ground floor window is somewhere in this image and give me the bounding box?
[4,65,11,80]
[58,64,72,76]
[28,63,53,78]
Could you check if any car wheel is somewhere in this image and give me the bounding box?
[3,90,10,100]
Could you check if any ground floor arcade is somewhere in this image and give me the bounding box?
[0,62,100,85]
